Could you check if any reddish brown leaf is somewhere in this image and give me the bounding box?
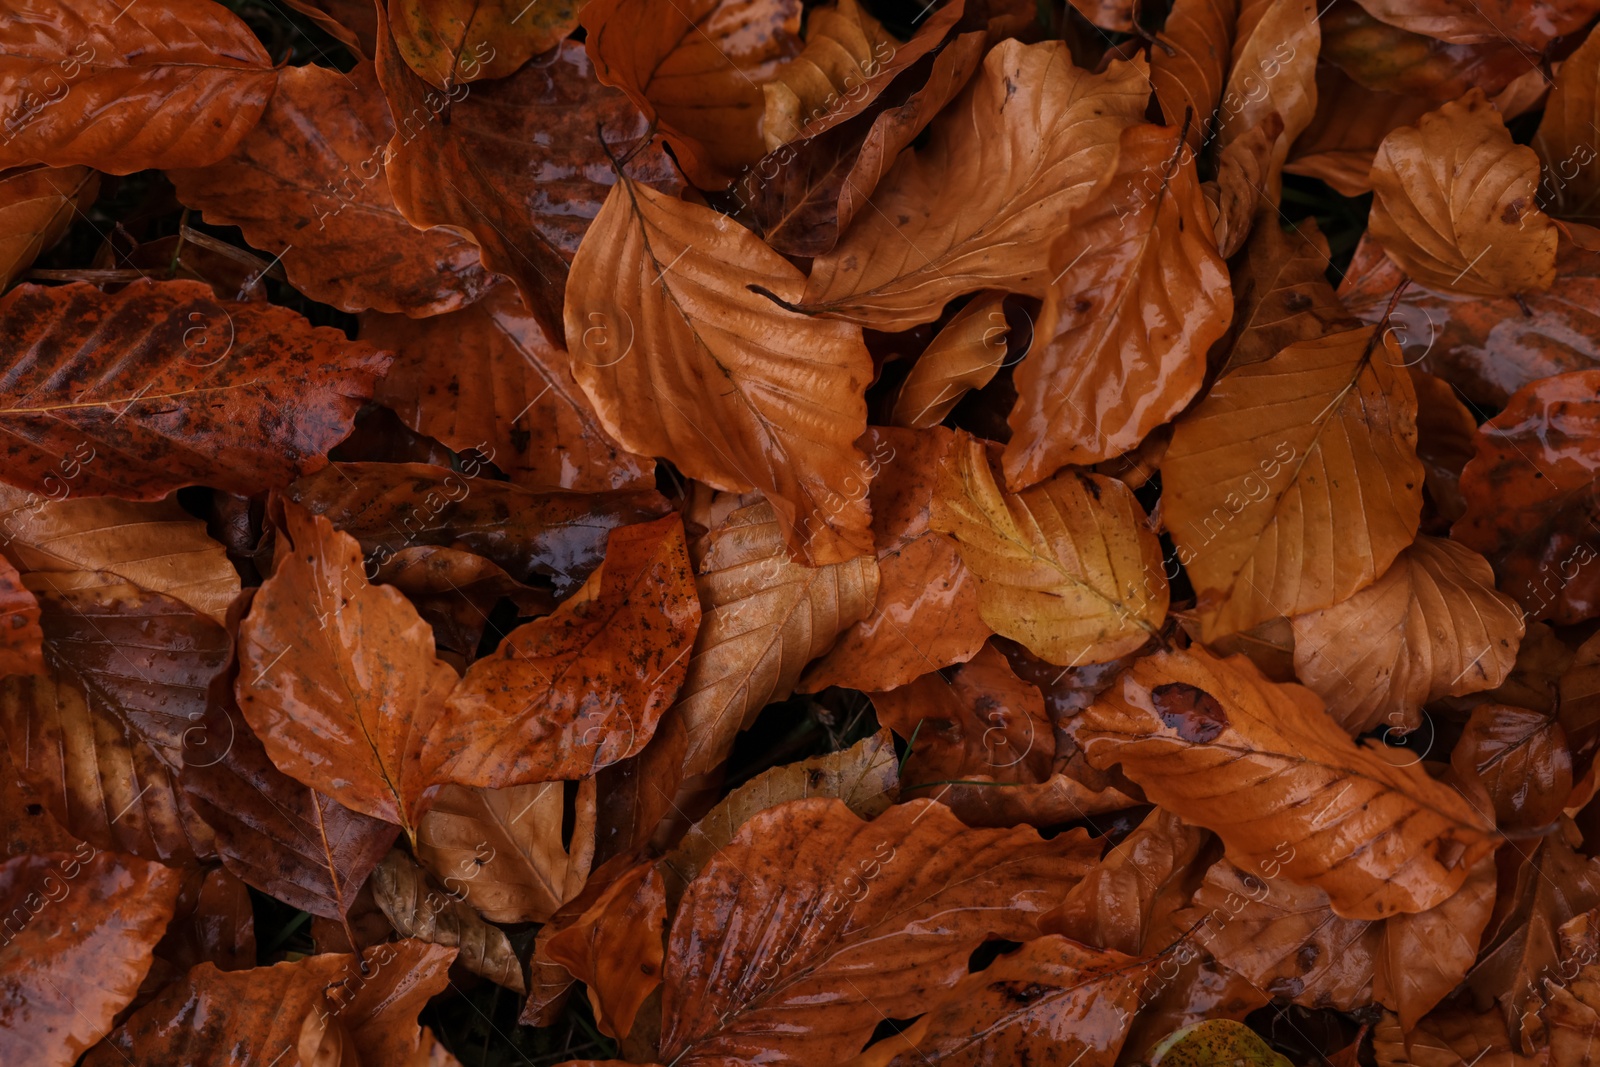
[581,0,802,188]
[0,848,182,1067]
[0,280,390,499]
[285,461,670,596]
[0,165,98,291]
[375,5,680,342]
[544,860,667,1040]
[0,555,41,679]
[168,62,493,317]
[799,427,989,693]
[237,503,459,836]
[0,0,276,173]
[1071,646,1498,919]
[1452,703,1573,833]
[657,798,1099,1067]
[365,286,654,491]
[434,515,699,787]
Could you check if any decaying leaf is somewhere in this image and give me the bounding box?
[0,281,390,499]
[0,165,98,291]
[543,860,667,1039]
[1071,645,1498,918]
[371,850,526,993]
[434,516,699,787]
[657,798,1100,1066]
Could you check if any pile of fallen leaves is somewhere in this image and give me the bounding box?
[3,0,1600,1062]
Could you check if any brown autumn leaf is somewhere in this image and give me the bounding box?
[543,860,667,1039]
[1161,324,1425,640]
[280,0,379,55]
[798,426,989,693]
[0,555,42,680]
[1070,645,1498,918]
[848,936,1148,1067]
[1452,369,1600,625]
[1372,1006,1543,1066]
[869,643,1057,807]
[1368,90,1556,298]
[580,0,801,188]
[83,940,456,1066]
[0,165,98,290]
[1351,0,1599,48]
[168,61,493,318]
[1533,27,1600,223]
[0,849,182,1067]
[1219,216,1358,373]
[1210,113,1284,257]
[1451,703,1573,833]
[365,286,653,492]
[180,608,400,921]
[0,0,276,173]
[1150,0,1237,150]
[1186,853,1495,1028]
[1468,831,1600,1049]
[565,176,875,565]
[389,0,584,89]
[374,5,680,342]
[656,798,1100,1067]
[1284,66,1433,197]
[1338,230,1600,410]
[1212,0,1319,197]
[0,573,222,863]
[413,780,596,924]
[433,515,700,787]
[930,430,1168,666]
[0,280,390,499]
[1041,806,1210,956]
[236,503,459,837]
[800,42,1150,330]
[671,498,878,777]
[1290,536,1525,734]
[1318,0,1536,104]
[0,485,239,623]
[738,29,985,257]
[285,461,670,595]
[1004,121,1232,483]
[371,850,526,993]
[889,293,1009,430]
[658,728,898,900]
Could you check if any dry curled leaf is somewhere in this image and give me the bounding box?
[371,850,526,993]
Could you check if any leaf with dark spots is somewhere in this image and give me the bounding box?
[0,281,390,500]
[431,515,701,788]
